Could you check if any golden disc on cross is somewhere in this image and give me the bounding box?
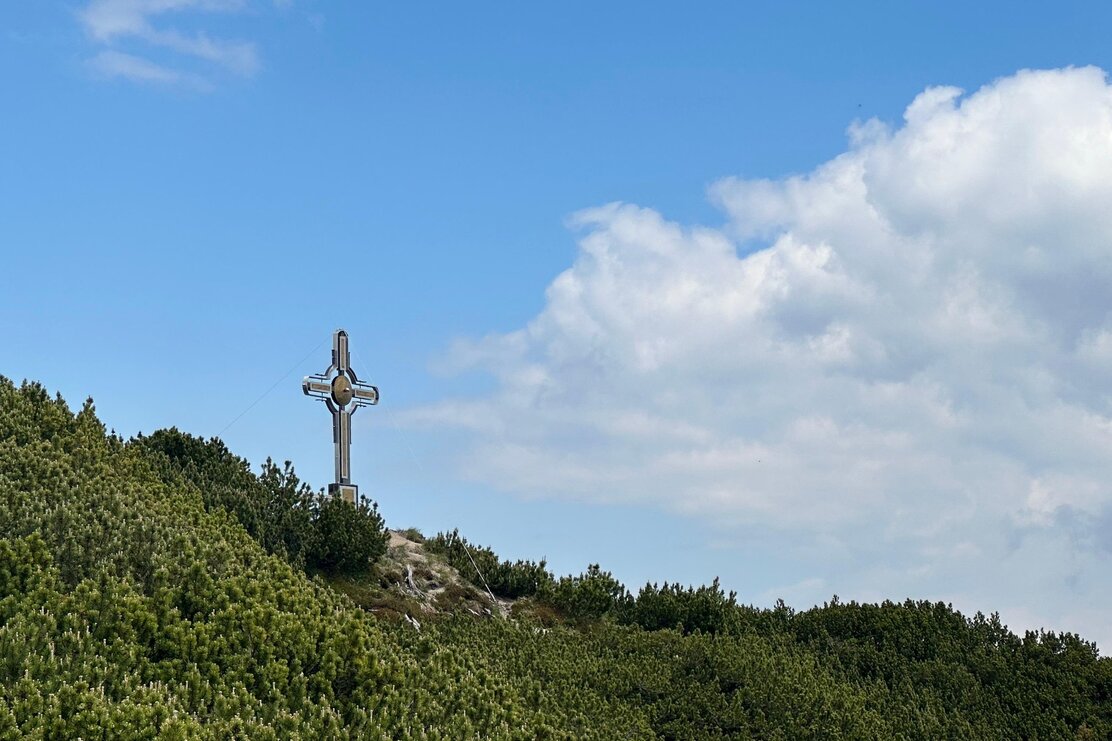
[331,374,354,406]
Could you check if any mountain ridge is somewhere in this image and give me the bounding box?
[1,377,1109,739]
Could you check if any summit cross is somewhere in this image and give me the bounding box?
[302,329,379,504]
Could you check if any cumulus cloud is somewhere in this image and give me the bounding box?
[407,67,1112,647]
[79,0,265,87]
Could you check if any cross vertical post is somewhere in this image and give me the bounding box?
[302,329,379,504]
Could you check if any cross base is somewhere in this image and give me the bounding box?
[328,483,359,505]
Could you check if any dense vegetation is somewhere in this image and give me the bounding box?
[1,377,1110,738]
[135,428,388,576]
[435,530,1112,738]
[425,530,554,599]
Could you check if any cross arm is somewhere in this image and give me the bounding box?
[351,383,379,407]
[302,374,332,399]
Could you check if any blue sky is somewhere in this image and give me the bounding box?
[4,1,1112,647]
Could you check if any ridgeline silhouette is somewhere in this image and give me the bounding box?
[1,378,1108,738]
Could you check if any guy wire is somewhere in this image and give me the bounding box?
[217,337,327,438]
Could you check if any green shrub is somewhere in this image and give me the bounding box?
[135,428,268,541]
[309,496,387,576]
[134,430,321,566]
[257,458,317,567]
[135,429,389,577]
[398,526,425,543]
[425,529,554,599]
[550,564,630,621]
[623,578,742,635]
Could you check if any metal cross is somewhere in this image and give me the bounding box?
[302,329,379,504]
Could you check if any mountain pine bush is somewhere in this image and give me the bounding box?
[2,377,1110,738]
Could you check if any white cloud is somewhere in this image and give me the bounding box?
[79,0,263,86]
[406,67,1112,648]
[89,49,212,90]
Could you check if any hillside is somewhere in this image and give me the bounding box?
[1,377,1110,739]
